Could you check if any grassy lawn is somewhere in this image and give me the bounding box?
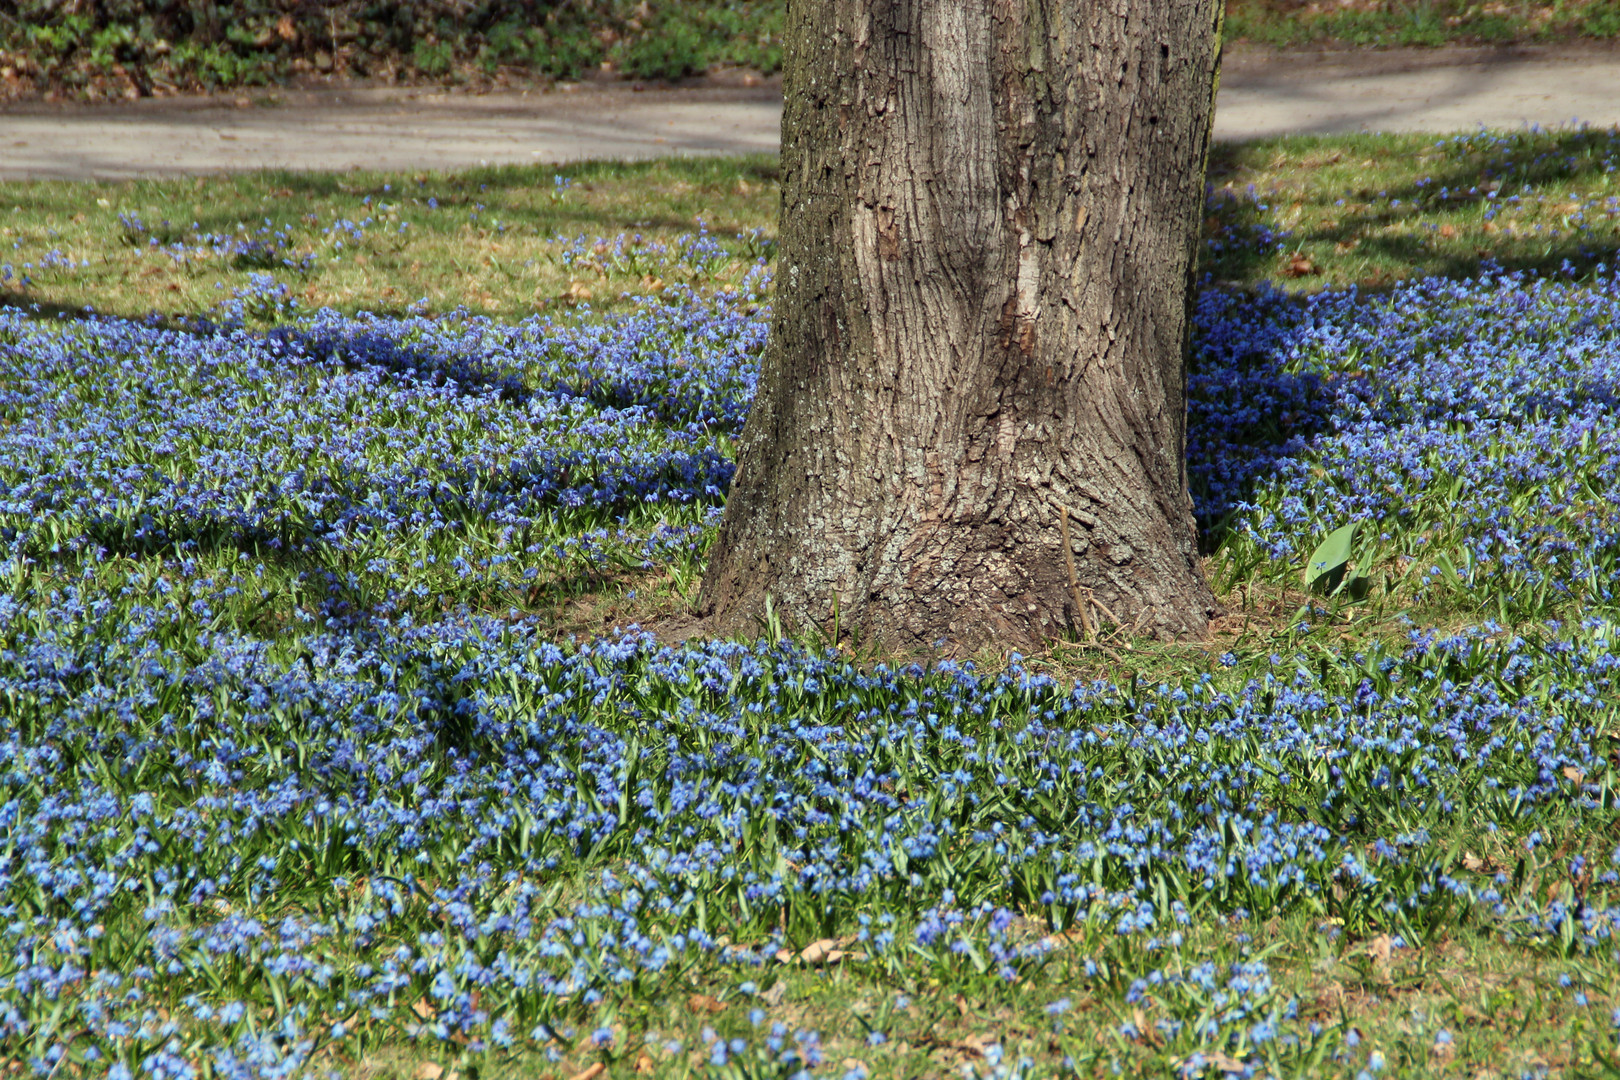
[3,128,1620,1080]
[0,157,780,322]
[5,129,1617,321]
[1225,0,1620,50]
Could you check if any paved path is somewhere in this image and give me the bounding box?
[1215,46,1620,140]
[2,47,1618,179]
[0,84,783,180]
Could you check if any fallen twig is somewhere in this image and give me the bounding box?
[1058,504,1094,642]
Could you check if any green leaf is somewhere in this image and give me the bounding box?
[1304,522,1357,593]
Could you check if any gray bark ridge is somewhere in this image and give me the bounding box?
[702,0,1221,651]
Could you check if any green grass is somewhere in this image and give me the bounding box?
[353,912,1620,1079]
[1204,128,1620,290]
[7,131,1620,1079]
[3,127,1618,654]
[4,128,1618,646]
[0,157,779,323]
[1226,0,1620,50]
[6,129,1619,326]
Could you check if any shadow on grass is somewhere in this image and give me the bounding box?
[0,294,100,321]
[1226,0,1618,48]
[1327,230,1620,286]
[1188,356,1336,555]
[1412,126,1620,191]
[0,155,782,321]
[106,156,786,241]
[1203,131,1620,289]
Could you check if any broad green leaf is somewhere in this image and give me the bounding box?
[1305,522,1357,593]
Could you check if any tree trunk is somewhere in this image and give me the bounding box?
[701,0,1222,652]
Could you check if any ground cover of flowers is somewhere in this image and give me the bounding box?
[6,160,1620,1078]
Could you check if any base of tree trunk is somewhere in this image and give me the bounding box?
[700,492,1217,653]
[700,0,1223,653]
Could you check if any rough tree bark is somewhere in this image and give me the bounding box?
[700,0,1222,651]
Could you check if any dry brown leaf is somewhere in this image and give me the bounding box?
[411,999,437,1021]
[412,1065,444,1080]
[1361,933,1393,981]
[799,939,844,964]
[1462,851,1485,872]
[1438,223,1458,239]
[1283,253,1319,278]
[633,1054,656,1074]
[1563,765,1586,785]
[1040,925,1089,950]
[953,1033,1000,1059]
[1130,1006,1164,1047]
[775,937,863,965]
[568,1064,607,1080]
[687,993,728,1015]
[1184,1051,1249,1073]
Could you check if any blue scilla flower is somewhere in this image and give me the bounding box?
[5,251,1620,1074]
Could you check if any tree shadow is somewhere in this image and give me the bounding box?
[0,295,101,321]
[1187,129,1620,552]
[1200,148,1292,284]
[1333,128,1620,280]
[1407,126,1620,193]
[1185,297,1339,553]
[1203,129,1620,289]
[156,157,784,241]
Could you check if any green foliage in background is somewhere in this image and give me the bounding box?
[1227,0,1620,49]
[0,0,785,100]
[2,0,1615,103]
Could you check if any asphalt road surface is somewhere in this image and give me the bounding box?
[2,46,1618,179]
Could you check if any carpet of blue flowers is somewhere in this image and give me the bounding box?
[4,224,1620,1077]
